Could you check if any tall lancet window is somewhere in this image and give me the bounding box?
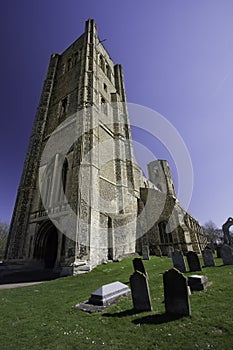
[60,158,68,203]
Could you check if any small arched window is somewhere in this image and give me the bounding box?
[101,97,107,115]
[67,58,72,71]
[106,64,111,81]
[61,158,68,195]
[99,55,105,72]
[60,97,68,118]
[158,221,173,244]
[74,51,80,65]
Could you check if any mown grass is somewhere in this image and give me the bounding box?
[0,256,232,350]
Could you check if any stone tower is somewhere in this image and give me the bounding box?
[4,19,207,277]
[5,19,144,274]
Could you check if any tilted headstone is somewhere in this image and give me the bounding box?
[172,250,187,272]
[142,245,150,260]
[202,248,215,267]
[133,258,147,277]
[220,244,233,265]
[130,271,152,312]
[163,268,191,316]
[186,251,202,272]
[188,275,209,291]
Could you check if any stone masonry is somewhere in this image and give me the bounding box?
[4,19,207,276]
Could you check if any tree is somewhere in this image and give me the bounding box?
[0,221,9,261]
[202,220,222,244]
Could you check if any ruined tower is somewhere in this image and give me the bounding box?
[4,19,207,276]
[5,19,144,274]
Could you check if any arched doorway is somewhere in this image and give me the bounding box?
[34,222,58,269]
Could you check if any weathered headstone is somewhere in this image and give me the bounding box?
[202,248,215,267]
[166,246,174,257]
[88,281,131,306]
[155,246,162,257]
[142,245,150,260]
[133,258,147,276]
[186,251,202,272]
[163,268,191,316]
[172,250,187,272]
[130,271,152,312]
[216,245,222,258]
[188,275,209,291]
[220,244,233,265]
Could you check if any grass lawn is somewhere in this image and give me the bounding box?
[0,256,232,350]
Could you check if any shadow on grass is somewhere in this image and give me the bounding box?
[132,313,185,325]
[103,309,185,325]
[103,308,137,318]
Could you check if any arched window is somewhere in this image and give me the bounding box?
[74,51,80,65]
[101,97,107,115]
[158,221,173,244]
[67,58,72,71]
[61,158,68,196]
[106,64,111,81]
[99,55,105,72]
[59,97,68,118]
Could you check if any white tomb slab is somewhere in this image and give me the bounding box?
[88,281,131,306]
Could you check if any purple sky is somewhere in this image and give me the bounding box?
[0,0,233,228]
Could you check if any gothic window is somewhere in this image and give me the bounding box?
[99,55,105,72]
[101,97,107,115]
[106,64,111,81]
[67,58,72,71]
[158,221,173,244]
[60,97,68,117]
[74,51,80,65]
[61,158,68,195]
[103,83,107,92]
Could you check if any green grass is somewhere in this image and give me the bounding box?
[0,256,232,350]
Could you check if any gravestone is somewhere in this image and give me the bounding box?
[88,281,131,306]
[188,275,209,291]
[202,248,215,267]
[172,250,187,272]
[155,246,162,257]
[166,246,174,257]
[133,258,147,277]
[130,271,152,312]
[186,251,202,272]
[220,244,233,265]
[142,245,150,260]
[163,268,191,316]
[216,245,222,258]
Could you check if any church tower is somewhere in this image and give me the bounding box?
[5,19,143,274]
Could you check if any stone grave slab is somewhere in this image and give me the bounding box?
[220,244,233,265]
[188,275,209,291]
[142,245,150,260]
[163,268,191,316]
[88,281,131,306]
[172,250,187,272]
[202,248,215,267]
[186,251,202,272]
[130,271,152,312]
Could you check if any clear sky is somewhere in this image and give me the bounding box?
[0,0,233,228]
